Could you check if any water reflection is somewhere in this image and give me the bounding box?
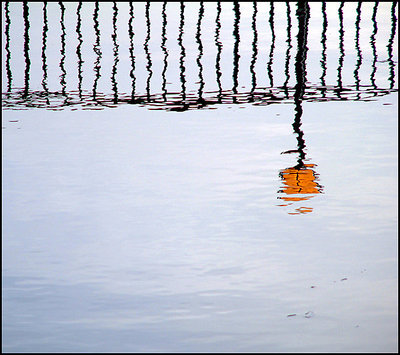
[267,2,275,89]
[92,2,102,102]
[232,1,240,103]
[76,2,83,99]
[215,2,222,102]
[5,1,12,93]
[320,1,327,98]
[59,1,67,102]
[23,2,30,99]
[387,2,397,89]
[283,1,292,99]
[354,2,362,98]
[144,2,152,102]
[249,2,258,101]
[370,2,379,90]
[278,2,323,215]
[128,2,136,102]
[161,2,168,102]
[111,2,119,104]
[196,1,205,106]
[178,1,186,106]
[336,2,345,97]
[41,2,49,104]
[2,1,397,111]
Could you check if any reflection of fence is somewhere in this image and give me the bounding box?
[2,1,398,111]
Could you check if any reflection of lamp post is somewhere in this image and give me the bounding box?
[278,2,323,215]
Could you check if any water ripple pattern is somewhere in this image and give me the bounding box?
[1,1,398,111]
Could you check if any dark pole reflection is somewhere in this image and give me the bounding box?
[196,1,205,105]
[128,2,136,102]
[59,1,67,100]
[144,1,152,102]
[249,1,258,101]
[387,1,397,90]
[232,1,240,103]
[178,2,186,105]
[370,2,379,90]
[320,1,327,98]
[23,1,30,99]
[111,1,119,103]
[215,2,222,103]
[354,2,362,100]
[42,1,49,103]
[161,1,168,102]
[267,2,275,88]
[336,2,345,97]
[278,1,322,215]
[5,1,12,92]
[283,1,292,99]
[92,2,102,101]
[292,1,309,166]
[76,1,83,100]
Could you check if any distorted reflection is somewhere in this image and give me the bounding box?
[5,1,12,93]
[23,2,30,99]
[2,1,397,111]
[92,2,102,101]
[278,2,323,215]
[111,2,119,104]
[76,2,83,99]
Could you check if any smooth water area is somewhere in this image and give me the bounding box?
[2,2,398,353]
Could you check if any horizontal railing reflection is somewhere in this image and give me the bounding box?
[2,1,398,111]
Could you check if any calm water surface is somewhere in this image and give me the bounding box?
[2,2,398,352]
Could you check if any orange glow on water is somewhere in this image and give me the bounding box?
[278,163,322,214]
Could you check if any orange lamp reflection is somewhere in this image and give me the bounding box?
[277,163,323,214]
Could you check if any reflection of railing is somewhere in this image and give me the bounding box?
[2,1,398,111]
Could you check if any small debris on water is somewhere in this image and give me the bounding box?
[310,285,316,288]
[287,314,296,317]
[304,311,315,318]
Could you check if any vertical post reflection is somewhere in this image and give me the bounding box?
[5,1,12,92]
[336,2,345,97]
[387,1,397,89]
[144,2,152,102]
[111,2,119,103]
[196,1,205,105]
[23,1,30,99]
[76,2,83,100]
[215,2,222,102]
[320,1,327,98]
[249,1,258,101]
[92,2,102,101]
[293,1,310,166]
[178,2,186,104]
[278,1,322,215]
[128,2,136,102]
[370,2,378,90]
[161,2,168,102]
[42,1,49,103]
[59,1,67,99]
[267,2,275,88]
[232,1,240,103]
[284,1,292,99]
[354,2,362,99]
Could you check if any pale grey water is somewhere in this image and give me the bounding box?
[2,2,398,353]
